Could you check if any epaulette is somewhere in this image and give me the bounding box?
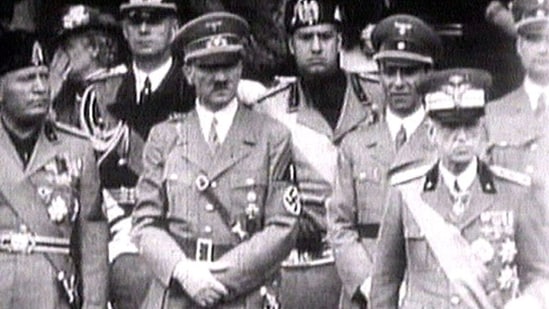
[256,77,296,104]
[54,122,90,139]
[489,165,532,187]
[86,64,129,83]
[389,164,433,186]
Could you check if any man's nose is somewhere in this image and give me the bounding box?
[311,35,322,53]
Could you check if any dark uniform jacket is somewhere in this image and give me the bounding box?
[328,115,435,309]
[132,104,299,309]
[370,161,549,309]
[0,122,108,309]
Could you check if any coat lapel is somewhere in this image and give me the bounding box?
[333,79,369,142]
[0,123,25,181]
[391,120,435,173]
[458,179,495,230]
[25,128,62,177]
[295,83,334,139]
[422,178,454,223]
[209,105,256,180]
[177,110,214,172]
[367,122,395,166]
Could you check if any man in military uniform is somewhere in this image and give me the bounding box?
[370,68,549,309]
[254,1,383,307]
[0,30,108,308]
[486,0,549,214]
[327,14,441,308]
[132,12,300,309]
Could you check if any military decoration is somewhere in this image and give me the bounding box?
[40,154,83,224]
[471,238,495,263]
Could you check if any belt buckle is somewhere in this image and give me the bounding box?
[6,231,35,253]
[196,238,213,262]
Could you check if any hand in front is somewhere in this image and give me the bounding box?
[173,260,229,307]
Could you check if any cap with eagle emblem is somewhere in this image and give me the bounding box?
[371,14,442,65]
[173,12,250,66]
[418,68,492,125]
[512,0,549,34]
[0,30,48,76]
[284,0,344,34]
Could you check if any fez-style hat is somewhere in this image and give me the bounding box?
[55,5,119,45]
[371,14,442,65]
[173,12,250,65]
[284,0,344,34]
[120,0,177,16]
[0,30,48,76]
[512,0,549,34]
[418,68,492,125]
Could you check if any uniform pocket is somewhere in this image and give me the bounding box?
[354,165,386,224]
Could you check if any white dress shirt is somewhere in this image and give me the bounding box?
[523,77,549,111]
[196,98,239,145]
[385,107,426,142]
[133,57,173,95]
[440,158,478,195]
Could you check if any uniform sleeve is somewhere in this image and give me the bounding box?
[131,125,187,287]
[327,148,372,301]
[370,187,406,309]
[214,127,299,298]
[78,143,109,309]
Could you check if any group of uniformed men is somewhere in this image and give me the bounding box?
[0,0,548,308]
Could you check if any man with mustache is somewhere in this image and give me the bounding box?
[328,14,441,308]
[132,12,299,309]
[487,0,549,217]
[0,30,107,309]
[254,0,383,307]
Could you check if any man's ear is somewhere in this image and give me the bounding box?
[182,64,194,85]
[122,21,130,41]
[336,33,342,52]
[287,38,295,55]
[516,36,524,59]
[169,18,180,42]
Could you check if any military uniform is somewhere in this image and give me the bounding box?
[371,68,549,309]
[133,12,299,309]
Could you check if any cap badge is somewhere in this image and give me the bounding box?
[441,74,472,106]
[63,5,90,30]
[206,35,228,48]
[536,9,547,17]
[397,41,406,50]
[292,0,320,26]
[205,20,223,33]
[394,21,412,36]
[31,41,45,66]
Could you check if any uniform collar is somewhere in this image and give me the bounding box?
[385,106,425,141]
[439,159,478,195]
[195,97,239,144]
[423,158,496,194]
[523,76,549,111]
[133,56,173,93]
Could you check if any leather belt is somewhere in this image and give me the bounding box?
[0,231,70,255]
[107,186,136,205]
[357,223,380,239]
[176,237,233,263]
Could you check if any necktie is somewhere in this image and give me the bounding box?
[208,117,220,152]
[536,92,546,117]
[452,180,470,217]
[139,77,151,105]
[395,125,407,151]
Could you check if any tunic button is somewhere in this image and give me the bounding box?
[530,143,538,151]
[204,226,213,234]
[205,203,215,212]
[525,165,534,174]
[210,181,217,189]
[450,296,460,305]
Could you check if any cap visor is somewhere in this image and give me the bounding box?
[120,3,177,13]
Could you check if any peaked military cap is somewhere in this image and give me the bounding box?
[512,0,549,34]
[55,5,119,45]
[0,30,48,76]
[418,68,492,125]
[120,0,177,16]
[173,12,250,65]
[371,14,442,65]
[284,0,344,34]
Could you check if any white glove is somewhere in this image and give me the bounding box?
[173,259,229,307]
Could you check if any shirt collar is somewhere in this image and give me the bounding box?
[133,57,173,93]
[439,158,478,195]
[385,106,426,141]
[524,76,549,111]
[195,98,239,144]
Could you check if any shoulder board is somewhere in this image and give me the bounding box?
[489,165,532,187]
[54,122,90,139]
[389,164,433,186]
[256,78,295,103]
[86,64,129,82]
[167,112,188,122]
